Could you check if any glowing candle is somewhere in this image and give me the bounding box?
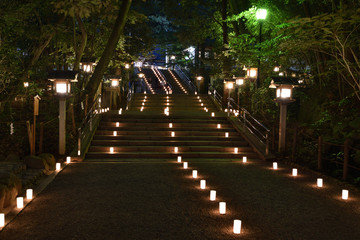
[200,180,206,189]
[17,197,23,209]
[197,96,199,99]
[210,190,216,201]
[56,163,61,171]
[205,109,208,112]
[201,103,204,106]
[225,109,228,112]
[183,162,188,169]
[317,178,323,187]
[234,147,238,154]
[26,189,33,200]
[177,156,182,162]
[273,162,278,170]
[119,108,122,115]
[142,102,144,106]
[217,124,221,129]
[113,131,117,136]
[174,147,178,153]
[0,213,4,227]
[116,122,119,127]
[78,150,81,156]
[66,156,71,164]
[140,107,144,111]
[211,112,215,117]
[225,132,229,138]
[219,202,226,214]
[110,147,114,153]
[233,220,242,234]
[192,170,198,178]
[242,156,247,163]
[169,123,173,128]
[292,168,298,176]
[342,189,349,200]
[171,132,175,137]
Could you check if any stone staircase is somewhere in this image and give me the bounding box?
[85,94,260,162]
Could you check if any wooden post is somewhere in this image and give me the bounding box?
[39,122,44,154]
[84,94,88,117]
[33,95,40,155]
[272,126,276,151]
[343,139,349,180]
[291,126,297,162]
[70,103,76,135]
[278,102,288,152]
[26,121,33,154]
[318,136,323,170]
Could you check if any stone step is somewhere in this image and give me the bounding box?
[92,135,244,141]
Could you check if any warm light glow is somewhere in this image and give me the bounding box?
[242,156,247,163]
[119,108,123,115]
[226,82,234,89]
[177,156,182,162]
[236,78,244,86]
[217,124,221,129]
[78,150,80,156]
[273,162,278,170]
[0,213,4,227]
[125,63,130,69]
[196,76,203,81]
[201,103,204,106]
[247,68,258,78]
[116,122,119,127]
[233,220,242,234]
[200,180,206,189]
[197,96,200,99]
[56,163,61,171]
[110,147,114,153]
[219,202,226,214]
[211,112,215,117]
[225,132,229,138]
[317,178,323,187]
[111,79,119,87]
[24,82,29,88]
[26,189,33,200]
[277,88,292,98]
[274,66,280,72]
[256,8,267,20]
[234,147,238,154]
[192,170,198,178]
[210,190,216,201]
[174,147,178,153]
[17,197,23,209]
[171,132,175,137]
[183,162,188,169]
[292,168,298,176]
[56,83,67,93]
[66,156,71,164]
[342,190,349,200]
[169,123,173,128]
[113,131,117,136]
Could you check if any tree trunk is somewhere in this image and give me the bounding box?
[85,0,132,101]
[73,16,88,71]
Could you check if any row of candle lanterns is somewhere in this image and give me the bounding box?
[176,155,243,234]
[0,157,72,228]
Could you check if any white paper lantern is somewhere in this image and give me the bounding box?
[174,147,178,153]
[210,190,216,201]
[113,131,117,136]
[217,124,221,129]
[110,147,114,153]
[233,220,242,234]
[317,178,323,187]
[66,156,71,164]
[225,132,229,138]
[56,163,61,171]
[200,180,206,189]
[183,162,188,169]
[169,123,173,128]
[171,132,175,137]
[17,197,24,209]
[201,103,204,106]
[219,202,226,214]
[116,122,120,127]
[192,170,198,178]
[342,189,349,200]
[119,108,122,115]
[26,189,33,200]
[177,156,182,163]
[242,156,247,163]
[273,162,278,170]
[0,213,4,227]
[211,112,215,117]
[234,147,238,154]
[292,168,298,176]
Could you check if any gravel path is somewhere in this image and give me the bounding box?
[1,161,359,240]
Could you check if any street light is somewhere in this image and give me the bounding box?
[80,58,96,73]
[246,68,258,79]
[269,77,299,152]
[235,77,245,107]
[256,8,267,88]
[48,70,78,155]
[225,78,234,116]
[107,75,121,109]
[196,76,203,93]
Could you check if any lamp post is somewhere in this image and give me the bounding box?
[49,71,78,155]
[269,77,298,152]
[196,76,203,93]
[256,8,267,88]
[107,75,121,109]
[225,79,234,116]
[235,77,244,109]
[170,55,176,70]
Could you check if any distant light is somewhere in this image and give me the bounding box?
[342,190,349,200]
[256,8,267,20]
[177,156,182,162]
[56,163,61,171]
[116,122,119,127]
[211,112,215,117]
[169,123,173,128]
[113,131,117,136]
[0,213,4,227]
[78,150,81,156]
[201,103,204,106]
[236,78,244,86]
[210,190,216,201]
[200,180,206,189]
[26,189,33,200]
[234,147,238,154]
[225,132,229,138]
[174,147,178,153]
[111,79,119,87]
[226,82,234,89]
[192,170,198,178]
[292,168,298,176]
[66,156,71,164]
[125,63,130,69]
[197,96,200,99]
[110,147,114,153]
[242,156,247,163]
[274,66,280,72]
[317,178,323,187]
[233,220,242,234]
[219,202,226,214]
[171,132,175,137]
[24,82,29,88]
[17,197,24,209]
[217,124,221,129]
[273,162,278,170]
[183,162,188,169]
